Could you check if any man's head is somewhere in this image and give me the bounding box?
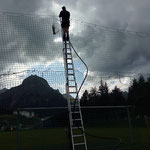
[62,6,66,11]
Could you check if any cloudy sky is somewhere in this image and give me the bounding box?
[0,0,150,93]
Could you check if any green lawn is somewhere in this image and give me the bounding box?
[0,127,149,150]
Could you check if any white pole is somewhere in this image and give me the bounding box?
[127,106,134,144]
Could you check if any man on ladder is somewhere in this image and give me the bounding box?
[59,7,88,150]
[59,6,70,41]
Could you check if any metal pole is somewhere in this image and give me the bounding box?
[126,106,134,144]
[16,109,19,150]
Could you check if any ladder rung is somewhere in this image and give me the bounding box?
[74,142,85,146]
[69,86,76,88]
[68,73,74,76]
[69,91,77,94]
[68,68,73,70]
[67,63,73,65]
[73,134,84,138]
[73,119,81,121]
[71,111,80,113]
[72,126,83,129]
[67,57,72,60]
[71,105,79,107]
[67,70,73,73]
[63,49,71,51]
[68,79,75,81]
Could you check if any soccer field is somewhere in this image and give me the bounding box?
[0,127,149,150]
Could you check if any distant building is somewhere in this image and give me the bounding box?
[13,110,35,118]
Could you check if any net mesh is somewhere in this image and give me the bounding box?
[15,106,135,150]
[0,12,149,149]
[0,12,150,94]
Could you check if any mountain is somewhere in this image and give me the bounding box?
[0,88,8,94]
[0,75,67,110]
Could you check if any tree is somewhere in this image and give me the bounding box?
[128,75,150,117]
[128,75,146,105]
[128,78,138,105]
[99,79,109,95]
[88,87,99,105]
[98,79,109,105]
[111,86,125,106]
[80,90,89,106]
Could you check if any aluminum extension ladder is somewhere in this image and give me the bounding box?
[62,39,88,150]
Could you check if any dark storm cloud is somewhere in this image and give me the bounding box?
[0,13,63,73]
[1,0,150,78]
[0,0,43,14]
[69,0,150,33]
[70,20,150,76]
[0,0,53,73]
[63,0,150,77]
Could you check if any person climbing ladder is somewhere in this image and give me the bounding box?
[59,6,70,41]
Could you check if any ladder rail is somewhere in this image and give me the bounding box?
[62,40,88,150]
[62,41,75,150]
[68,42,88,150]
[60,16,88,149]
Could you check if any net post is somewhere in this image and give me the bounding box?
[16,109,19,150]
[126,106,134,144]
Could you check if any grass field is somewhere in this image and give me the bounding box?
[0,127,149,150]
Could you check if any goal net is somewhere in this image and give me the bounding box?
[0,12,148,95]
[14,106,135,150]
[0,12,148,150]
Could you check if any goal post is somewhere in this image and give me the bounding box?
[80,105,134,144]
[144,115,150,128]
[15,105,135,150]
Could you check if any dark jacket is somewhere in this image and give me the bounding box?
[59,10,70,22]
